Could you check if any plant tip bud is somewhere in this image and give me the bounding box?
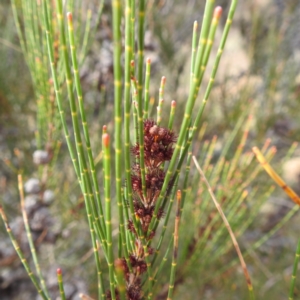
[102,133,110,147]
[214,6,222,18]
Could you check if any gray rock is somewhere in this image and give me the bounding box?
[24,178,40,194]
[43,189,55,205]
[33,150,50,165]
[30,207,53,231]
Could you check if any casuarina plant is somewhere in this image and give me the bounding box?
[4,0,299,299]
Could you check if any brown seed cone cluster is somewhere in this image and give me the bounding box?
[130,119,176,235]
[107,120,176,300]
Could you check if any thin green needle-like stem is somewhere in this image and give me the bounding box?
[137,0,146,103]
[147,0,215,236]
[190,20,198,90]
[82,177,106,300]
[124,0,139,238]
[157,76,166,125]
[289,239,300,300]
[115,259,126,300]
[44,3,105,297]
[133,101,139,151]
[42,0,80,180]
[56,1,105,250]
[173,6,223,177]
[181,147,193,210]
[134,0,147,201]
[103,133,116,300]
[130,0,135,60]
[167,190,182,300]
[168,100,176,130]
[56,268,67,300]
[151,181,177,266]
[144,58,151,118]
[67,11,106,240]
[152,236,173,289]
[195,3,237,127]
[18,175,49,298]
[0,207,49,300]
[151,5,237,237]
[130,66,147,200]
[111,0,124,265]
[156,99,164,126]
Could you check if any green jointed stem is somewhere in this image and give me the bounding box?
[170,5,223,185]
[130,0,135,59]
[157,76,166,125]
[144,58,152,118]
[56,269,67,300]
[289,240,300,299]
[156,99,164,126]
[137,0,145,102]
[190,21,198,90]
[151,3,238,237]
[132,100,139,153]
[153,236,173,288]
[111,0,125,265]
[67,12,106,241]
[18,175,49,298]
[102,133,116,300]
[196,2,237,126]
[115,259,127,300]
[181,147,192,210]
[130,69,147,200]
[168,100,176,130]
[0,207,49,300]
[147,0,215,235]
[135,0,147,200]
[79,159,106,299]
[151,180,178,266]
[167,190,182,300]
[136,101,147,201]
[42,0,80,180]
[56,1,104,247]
[124,0,140,238]
[44,2,106,297]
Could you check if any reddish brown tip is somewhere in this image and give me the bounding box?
[57,268,62,275]
[171,100,176,107]
[271,146,277,154]
[102,125,107,134]
[67,12,72,21]
[214,6,222,18]
[146,58,151,64]
[161,76,166,84]
[177,190,182,199]
[102,133,110,147]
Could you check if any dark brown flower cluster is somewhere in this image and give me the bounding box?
[108,120,176,300]
[132,119,176,168]
[130,120,176,234]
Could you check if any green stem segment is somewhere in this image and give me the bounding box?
[289,239,300,300]
[103,133,116,300]
[0,207,49,300]
[57,268,67,300]
[167,190,182,300]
